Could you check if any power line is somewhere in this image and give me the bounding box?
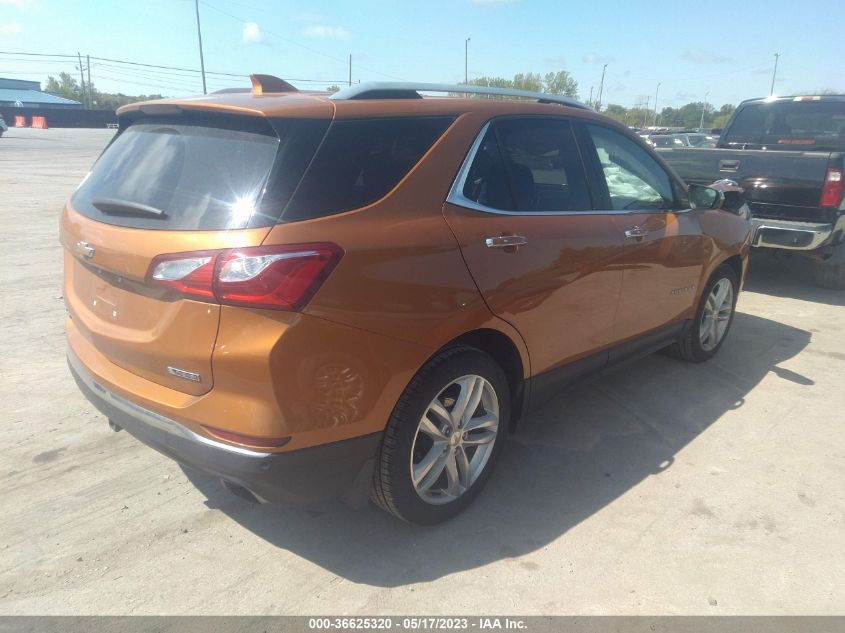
[0,49,243,78]
[2,51,345,83]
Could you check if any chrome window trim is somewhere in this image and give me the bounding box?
[446,119,688,217]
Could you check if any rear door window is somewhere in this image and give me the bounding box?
[460,117,592,212]
[72,116,328,230]
[284,116,454,221]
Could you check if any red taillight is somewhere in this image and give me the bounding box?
[820,168,844,208]
[147,250,218,299]
[146,243,343,311]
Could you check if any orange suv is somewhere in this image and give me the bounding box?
[63,76,752,524]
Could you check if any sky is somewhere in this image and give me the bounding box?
[1,0,844,109]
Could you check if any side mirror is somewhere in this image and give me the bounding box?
[709,179,752,219]
[688,183,724,210]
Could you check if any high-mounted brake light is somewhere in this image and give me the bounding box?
[820,168,844,208]
[146,243,343,311]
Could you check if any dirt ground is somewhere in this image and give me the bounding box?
[1,127,843,615]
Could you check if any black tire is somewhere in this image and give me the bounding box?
[812,257,845,290]
[371,345,510,525]
[668,265,739,363]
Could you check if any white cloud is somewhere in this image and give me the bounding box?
[582,53,612,65]
[301,25,350,39]
[242,22,261,43]
[0,23,23,33]
[682,49,732,64]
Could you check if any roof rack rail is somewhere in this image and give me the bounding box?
[330,82,591,110]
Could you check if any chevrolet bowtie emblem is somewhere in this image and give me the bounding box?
[75,241,95,259]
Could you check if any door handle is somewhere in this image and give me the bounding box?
[624,226,649,239]
[485,235,528,249]
[719,159,740,172]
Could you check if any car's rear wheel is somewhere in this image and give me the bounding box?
[371,346,509,524]
[669,265,738,362]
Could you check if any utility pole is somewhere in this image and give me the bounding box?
[348,54,352,86]
[699,90,710,131]
[642,96,650,127]
[770,52,780,96]
[588,86,593,107]
[86,54,92,108]
[194,0,207,94]
[76,51,87,109]
[653,82,661,126]
[595,63,607,110]
[464,37,471,84]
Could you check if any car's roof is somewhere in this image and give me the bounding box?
[118,91,602,120]
[738,94,845,106]
[117,80,604,122]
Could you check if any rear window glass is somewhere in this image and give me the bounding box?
[724,101,845,148]
[72,116,328,230]
[283,116,454,221]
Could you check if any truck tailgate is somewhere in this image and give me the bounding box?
[658,147,832,208]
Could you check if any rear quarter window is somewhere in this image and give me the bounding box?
[283,116,454,221]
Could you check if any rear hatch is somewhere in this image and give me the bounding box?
[61,108,330,395]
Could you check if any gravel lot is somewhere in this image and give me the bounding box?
[1,127,843,615]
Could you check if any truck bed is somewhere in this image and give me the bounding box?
[657,146,841,224]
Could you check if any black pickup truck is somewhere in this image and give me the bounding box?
[658,95,845,288]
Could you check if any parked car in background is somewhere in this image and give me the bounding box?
[0,115,7,137]
[659,95,845,288]
[62,77,752,524]
[676,133,719,148]
[646,134,689,148]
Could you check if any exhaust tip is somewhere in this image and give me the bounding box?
[220,479,260,504]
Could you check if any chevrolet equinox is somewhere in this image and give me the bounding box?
[63,76,752,524]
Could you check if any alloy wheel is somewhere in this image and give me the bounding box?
[699,278,734,352]
[410,374,499,505]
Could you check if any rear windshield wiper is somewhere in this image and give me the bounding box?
[92,198,167,218]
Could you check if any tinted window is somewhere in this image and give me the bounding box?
[462,118,591,212]
[587,124,675,211]
[284,116,454,220]
[724,101,845,148]
[461,126,516,210]
[73,116,327,230]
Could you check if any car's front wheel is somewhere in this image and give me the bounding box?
[371,346,509,524]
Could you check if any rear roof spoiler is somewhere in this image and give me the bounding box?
[249,74,298,96]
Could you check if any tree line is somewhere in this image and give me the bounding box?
[462,71,736,129]
[604,102,737,129]
[45,72,164,110]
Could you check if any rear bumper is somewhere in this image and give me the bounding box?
[752,216,843,251]
[68,350,380,504]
